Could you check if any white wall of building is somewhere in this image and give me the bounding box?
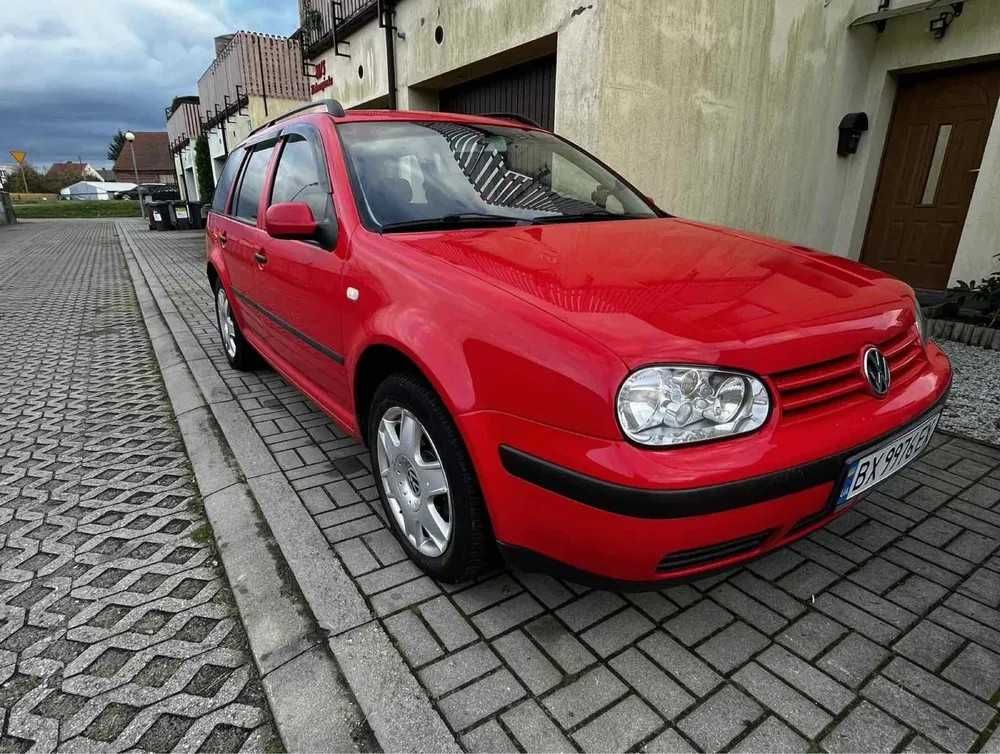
[307,0,1000,284]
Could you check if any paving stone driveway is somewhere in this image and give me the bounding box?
[126,220,999,753]
[0,222,279,752]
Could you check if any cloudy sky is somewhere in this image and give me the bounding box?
[0,0,299,169]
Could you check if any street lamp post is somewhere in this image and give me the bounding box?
[124,131,144,219]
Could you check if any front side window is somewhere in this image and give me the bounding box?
[271,134,330,221]
[337,121,658,231]
[234,144,275,222]
[211,146,245,214]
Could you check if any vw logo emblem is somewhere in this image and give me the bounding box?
[863,346,891,397]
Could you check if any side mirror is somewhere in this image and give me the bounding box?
[265,202,318,240]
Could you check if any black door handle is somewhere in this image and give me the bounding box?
[253,251,268,265]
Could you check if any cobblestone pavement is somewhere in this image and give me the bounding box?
[0,222,280,752]
[124,221,1000,753]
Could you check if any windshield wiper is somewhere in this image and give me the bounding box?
[379,212,528,232]
[531,211,651,224]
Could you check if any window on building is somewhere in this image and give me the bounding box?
[211,147,246,214]
[234,145,275,222]
[270,135,330,221]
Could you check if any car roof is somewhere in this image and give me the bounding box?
[240,106,542,148]
[329,109,540,129]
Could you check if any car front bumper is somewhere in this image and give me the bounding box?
[458,342,952,584]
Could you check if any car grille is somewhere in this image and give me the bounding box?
[773,328,926,421]
[656,530,774,573]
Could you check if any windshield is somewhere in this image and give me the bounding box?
[337,121,658,231]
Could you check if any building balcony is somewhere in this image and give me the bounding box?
[299,0,378,59]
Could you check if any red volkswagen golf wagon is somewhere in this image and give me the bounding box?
[206,100,951,586]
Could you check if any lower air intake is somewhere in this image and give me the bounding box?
[656,530,773,573]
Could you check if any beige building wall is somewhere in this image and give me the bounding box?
[247,95,311,127]
[309,0,608,151]
[307,0,1000,284]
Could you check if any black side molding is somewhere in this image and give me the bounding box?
[233,288,345,365]
[498,389,949,520]
[499,445,842,519]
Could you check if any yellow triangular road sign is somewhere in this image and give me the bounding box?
[9,150,26,164]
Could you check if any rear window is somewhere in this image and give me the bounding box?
[211,147,246,214]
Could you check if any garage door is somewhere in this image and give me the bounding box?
[439,55,556,130]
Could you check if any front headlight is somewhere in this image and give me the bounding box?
[616,366,769,447]
[914,300,928,344]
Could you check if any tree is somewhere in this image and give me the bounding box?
[194,133,215,204]
[107,130,127,162]
[6,163,56,194]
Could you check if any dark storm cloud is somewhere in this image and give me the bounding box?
[0,1,299,168]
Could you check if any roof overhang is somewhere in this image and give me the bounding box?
[849,0,968,29]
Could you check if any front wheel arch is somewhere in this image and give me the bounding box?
[354,344,434,446]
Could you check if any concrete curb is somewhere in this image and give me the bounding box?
[118,224,376,753]
[927,317,1000,350]
[117,222,461,753]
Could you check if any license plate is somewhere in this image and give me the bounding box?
[836,412,940,507]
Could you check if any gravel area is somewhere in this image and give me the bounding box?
[938,339,1000,445]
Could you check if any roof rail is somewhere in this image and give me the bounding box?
[248,98,347,137]
[481,112,543,128]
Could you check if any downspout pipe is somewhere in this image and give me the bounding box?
[383,0,397,109]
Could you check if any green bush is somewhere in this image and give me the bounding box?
[195,134,215,205]
[945,252,1000,328]
[14,200,141,219]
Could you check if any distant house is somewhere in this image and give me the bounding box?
[113,132,176,185]
[46,162,104,186]
[96,168,117,181]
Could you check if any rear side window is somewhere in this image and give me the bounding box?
[271,135,330,221]
[234,145,275,222]
[211,147,245,214]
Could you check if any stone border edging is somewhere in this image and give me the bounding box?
[118,225,373,753]
[116,222,460,753]
[927,317,1000,350]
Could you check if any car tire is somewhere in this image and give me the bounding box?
[213,282,257,370]
[369,373,490,583]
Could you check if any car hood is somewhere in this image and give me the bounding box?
[392,217,916,374]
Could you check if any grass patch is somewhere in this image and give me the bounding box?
[191,523,214,544]
[14,200,141,218]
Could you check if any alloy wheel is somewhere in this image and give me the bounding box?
[376,406,453,556]
[216,286,237,359]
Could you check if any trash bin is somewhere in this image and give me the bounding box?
[149,201,174,231]
[170,201,192,230]
[186,201,205,230]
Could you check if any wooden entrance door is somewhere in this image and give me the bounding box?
[861,63,1000,289]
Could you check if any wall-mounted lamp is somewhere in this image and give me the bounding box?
[837,112,869,156]
[929,2,963,39]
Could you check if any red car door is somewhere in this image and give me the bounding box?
[250,125,349,407]
[224,142,278,337]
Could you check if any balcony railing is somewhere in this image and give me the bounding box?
[299,0,378,59]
